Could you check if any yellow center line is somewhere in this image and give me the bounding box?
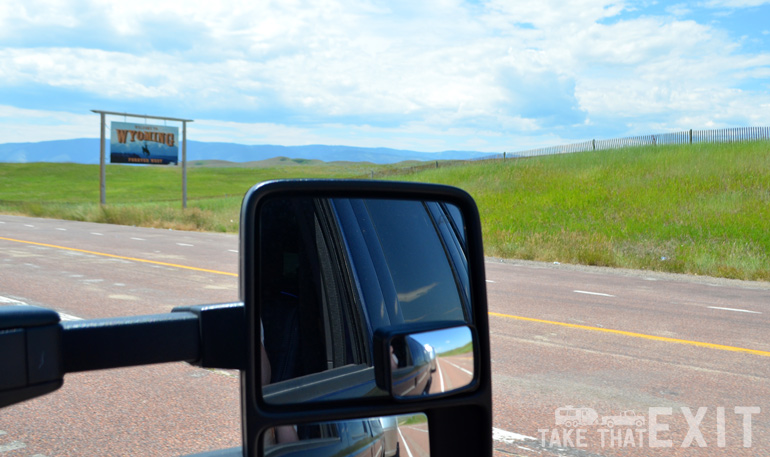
[0,236,237,277]
[489,311,770,357]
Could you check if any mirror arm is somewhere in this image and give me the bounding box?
[0,303,244,408]
[62,312,200,372]
[63,302,246,373]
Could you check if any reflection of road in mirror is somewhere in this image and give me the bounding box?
[397,417,430,457]
[428,353,474,394]
[400,326,474,396]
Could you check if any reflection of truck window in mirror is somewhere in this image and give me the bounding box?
[348,199,467,324]
[259,197,332,384]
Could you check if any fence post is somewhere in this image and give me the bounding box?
[436,161,439,169]
[371,170,374,179]
[503,152,506,161]
[689,129,692,144]
[592,139,596,151]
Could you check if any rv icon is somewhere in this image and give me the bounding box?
[555,406,599,427]
[601,410,646,428]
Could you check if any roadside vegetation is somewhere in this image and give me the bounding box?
[0,159,389,232]
[401,141,770,281]
[1,142,767,281]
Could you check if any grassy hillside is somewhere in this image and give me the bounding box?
[400,142,770,281]
[1,142,768,280]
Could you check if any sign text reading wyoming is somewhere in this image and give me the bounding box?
[115,125,176,147]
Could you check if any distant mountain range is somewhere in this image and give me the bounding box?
[0,138,494,165]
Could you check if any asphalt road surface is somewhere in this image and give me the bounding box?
[427,355,473,395]
[398,421,430,457]
[1,215,768,457]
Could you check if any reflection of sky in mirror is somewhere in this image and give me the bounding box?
[410,326,471,354]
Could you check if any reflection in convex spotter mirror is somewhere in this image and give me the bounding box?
[257,196,472,405]
[263,414,430,457]
[391,326,474,398]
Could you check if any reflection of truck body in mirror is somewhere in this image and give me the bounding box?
[264,418,387,457]
[379,416,400,457]
[424,344,437,372]
[555,406,599,427]
[391,335,433,397]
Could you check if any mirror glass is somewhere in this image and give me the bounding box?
[258,196,472,404]
[262,413,430,457]
[391,326,474,398]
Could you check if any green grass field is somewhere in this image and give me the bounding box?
[0,160,382,232]
[1,142,768,280]
[399,142,770,281]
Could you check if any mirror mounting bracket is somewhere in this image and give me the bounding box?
[172,302,246,370]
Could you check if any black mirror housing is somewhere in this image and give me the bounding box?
[240,180,493,456]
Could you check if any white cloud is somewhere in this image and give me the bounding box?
[666,3,692,15]
[0,0,769,150]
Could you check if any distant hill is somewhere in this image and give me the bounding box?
[0,138,493,165]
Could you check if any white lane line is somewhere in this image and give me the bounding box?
[0,441,26,452]
[708,306,761,314]
[486,280,495,283]
[493,427,536,443]
[177,243,194,247]
[208,368,239,378]
[574,290,615,297]
[437,358,445,392]
[441,359,473,376]
[24,224,34,228]
[91,232,103,236]
[397,426,415,457]
[58,312,83,321]
[0,295,83,321]
[228,249,238,253]
[56,228,67,231]
[131,237,145,241]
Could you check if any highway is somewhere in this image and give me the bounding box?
[1,215,768,457]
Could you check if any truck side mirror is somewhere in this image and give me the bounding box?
[240,180,493,457]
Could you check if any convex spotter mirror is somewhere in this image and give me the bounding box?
[388,326,474,398]
[252,191,475,405]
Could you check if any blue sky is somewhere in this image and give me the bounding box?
[1,0,769,155]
